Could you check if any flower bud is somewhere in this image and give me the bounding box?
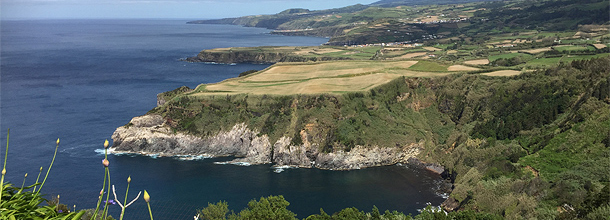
[104,140,109,149]
[1,168,6,175]
[102,159,109,167]
[143,190,150,203]
[127,176,131,183]
[25,173,28,178]
[100,189,104,196]
[40,167,43,171]
[58,195,60,199]
[56,138,60,145]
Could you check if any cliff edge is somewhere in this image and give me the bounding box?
[111,114,422,170]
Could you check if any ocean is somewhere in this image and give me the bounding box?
[0,19,445,219]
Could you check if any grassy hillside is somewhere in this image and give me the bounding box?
[152,57,609,218]
[188,0,609,46]
[176,0,610,218]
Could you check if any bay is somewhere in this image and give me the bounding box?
[0,19,445,219]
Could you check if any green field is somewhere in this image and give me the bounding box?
[553,45,596,52]
[527,53,610,66]
[488,53,532,62]
[408,60,449,72]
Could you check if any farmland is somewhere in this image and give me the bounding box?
[190,60,455,95]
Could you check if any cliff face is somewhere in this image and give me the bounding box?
[111,115,272,164]
[187,50,352,64]
[111,114,422,170]
[188,51,288,64]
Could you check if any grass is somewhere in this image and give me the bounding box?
[408,60,449,72]
[553,45,596,52]
[526,54,610,66]
[488,53,532,62]
[191,60,458,95]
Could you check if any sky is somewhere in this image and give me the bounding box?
[1,0,379,20]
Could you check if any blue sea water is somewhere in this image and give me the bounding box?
[0,19,445,219]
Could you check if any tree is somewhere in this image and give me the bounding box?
[237,196,297,220]
[198,201,230,220]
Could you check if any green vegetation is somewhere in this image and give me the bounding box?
[1,132,151,220]
[178,0,610,218]
[408,61,449,72]
[238,70,259,77]
[189,0,608,47]
[196,195,504,220]
[154,56,610,218]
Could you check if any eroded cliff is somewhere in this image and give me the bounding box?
[111,114,422,170]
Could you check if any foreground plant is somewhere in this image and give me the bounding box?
[144,190,154,220]
[92,140,112,220]
[112,175,142,220]
[36,138,60,196]
[1,130,85,219]
[0,129,9,204]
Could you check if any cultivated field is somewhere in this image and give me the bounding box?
[448,65,480,71]
[592,44,608,49]
[519,47,553,54]
[482,70,522,76]
[393,52,427,59]
[464,59,490,65]
[191,60,455,95]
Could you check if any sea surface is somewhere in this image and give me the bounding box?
[0,19,445,219]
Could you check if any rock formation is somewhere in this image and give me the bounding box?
[111,114,423,170]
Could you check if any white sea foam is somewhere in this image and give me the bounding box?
[213,161,252,166]
[175,155,212,161]
[417,202,446,215]
[272,165,297,173]
[95,148,130,156]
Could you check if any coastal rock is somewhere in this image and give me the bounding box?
[271,130,423,170]
[406,157,445,175]
[187,50,353,64]
[191,51,287,64]
[112,116,424,170]
[111,115,272,164]
[314,144,421,170]
[273,136,317,168]
[441,197,460,212]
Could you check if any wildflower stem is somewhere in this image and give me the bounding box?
[18,173,27,193]
[36,139,59,194]
[102,168,112,219]
[32,167,42,192]
[91,167,107,220]
[124,179,130,210]
[119,177,131,220]
[147,201,154,220]
[0,129,9,204]
[92,145,110,220]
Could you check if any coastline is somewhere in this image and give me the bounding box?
[110,114,432,171]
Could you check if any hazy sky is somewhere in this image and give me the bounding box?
[1,0,378,20]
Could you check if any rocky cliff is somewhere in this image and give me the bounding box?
[186,50,352,64]
[187,51,288,64]
[111,114,422,170]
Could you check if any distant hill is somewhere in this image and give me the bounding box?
[188,0,609,45]
[187,4,369,30]
[370,0,499,7]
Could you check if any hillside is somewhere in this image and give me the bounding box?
[188,0,609,46]
[112,56,609,218]
[110,0,610,218]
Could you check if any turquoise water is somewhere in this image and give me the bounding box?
[0,19,445,219]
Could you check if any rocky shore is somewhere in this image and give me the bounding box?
[111,114,425,170]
